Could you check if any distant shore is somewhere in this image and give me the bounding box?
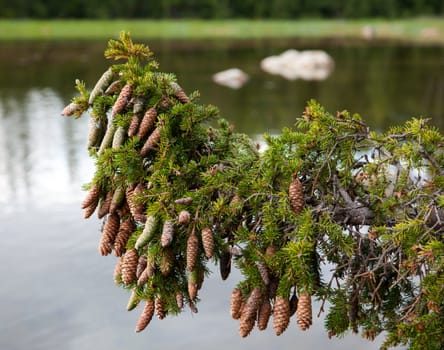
[0,18,443,44]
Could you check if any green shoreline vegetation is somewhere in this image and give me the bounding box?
[0,18,443,43]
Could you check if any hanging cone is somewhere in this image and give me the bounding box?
[289,293,298,317]
[140,127,161,156]
[160,220,174,247]
[135,215,158,249]
[87,115,106,149]
[104,80,122,96]
[110,185,125,214]
[135,300,155,332]
[201,227,214,259]
[178,210,191,225]
[81,184,100,209]
[257,261,270,285]
[289,174,304,215]
[137,252,155,286]
[155,297,166,319]
[88,68,114,105]
[127,289,141,311]
[170,81,190,103]
[62,102,81,117]
[98,191,113,219]
[257,299,272,331]
[113,256,123,284]
[230,288,243,320]
[219,249,231,280]
[273,296,290,336]
[114,217,136,257]
[131,183,147,222]
[136,255,147,279]
[267,277,279,300]
[242,287,262,322]
[296,293,312,331]
[189,301,198,314]
[98,122,116,155]
[188,269,199,301]
[239,311,255,338]
[121,249,139,284]
[176,293,184,310]
[160,247,174,276]
[99,213,120,256]
[84,201,98,219]
[112,125,127,149]
[137,107,157,140]
[186,233,199,271]
[111,83,133,118]
[133,97,145,115]
[127,114,140,137]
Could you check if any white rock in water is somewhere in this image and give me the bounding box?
[212,68,249,89]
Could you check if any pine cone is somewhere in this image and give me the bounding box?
[220,249,231,280]
[160,248,174,276]
[178,210,191,225]
[98,191,113,219]
[133,97,145,115]
[61,102,80,116]
[99,213,120,256]
[201,227,214,259]
[104,79,122,96]
[242,287,262,322]
[113,256,123,284]
[174,197,193,205]
[289,174,304,215]
[155,297,166,319]
[87,116,105,149]
[189,301,198,314]
[81,184,100,209]
[121,249,139,284]
[98,123,116,155]
[84,201,98,219]
[137,253,155,287]
[136,255,147,279]
[176,293,184,310]
[170,82,190,103]
[186,233,199,271]
[110,185,125,214]
[140,127,161,156]
[296,293,312,331]
[112,125,126,149]
[127,289,140,311]
[114,217,135,257]
[257,299,272,331]
[137,107,157,140]
[239,312,255,338]
[111,83,132,118]
[230,288,243,320]
[188,269,199,301]
[88,68,114,105]
[257,261,270,285]
[289,293,298,317]
[135,300,155,332]
[273,296,290,336]
[135,215,157,249]
[160,220,174,247]
[127,114,140,137]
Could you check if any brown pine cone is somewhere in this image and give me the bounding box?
[155,297,166,319]
[84,201,98,219]
[99,213,120,256]
[137,253,155,287]
[170,82,190,103]
[81,184,100,209]
[178,210,191,225]
[113,256,123,284]
[257,299,272,331]
[289,174,304,215]
[230,288,243,320]
[188,269,199,301]
[126,183,146,222]
[174,197,193,205]
[296,293,312,331]
[242,287,262,322]
[186,233,199,271]
[104,80,122,96]
[97,191,113,219]
[121,249,139,284]
[273,296,290,336]
[127,114,140,137]
[220,249,231,280]
[239,312,255,338]
[201,227,214,259]
[114,217,135,257]
[160,220,174,248]
[176,293,184,310]
[140,127,161,156]
[136,255,147,279]
[61,102,80,117]
[111,83,132,118]
[257,261,270,286]
[135,300,155,332]
[137,107,157,140]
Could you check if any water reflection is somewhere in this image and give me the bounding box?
[1,38,440,350]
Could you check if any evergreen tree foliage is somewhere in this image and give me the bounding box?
[63,32,443,349]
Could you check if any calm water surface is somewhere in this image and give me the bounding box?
[2,38,443,350]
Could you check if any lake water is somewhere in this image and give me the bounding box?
[1,38,443,350]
